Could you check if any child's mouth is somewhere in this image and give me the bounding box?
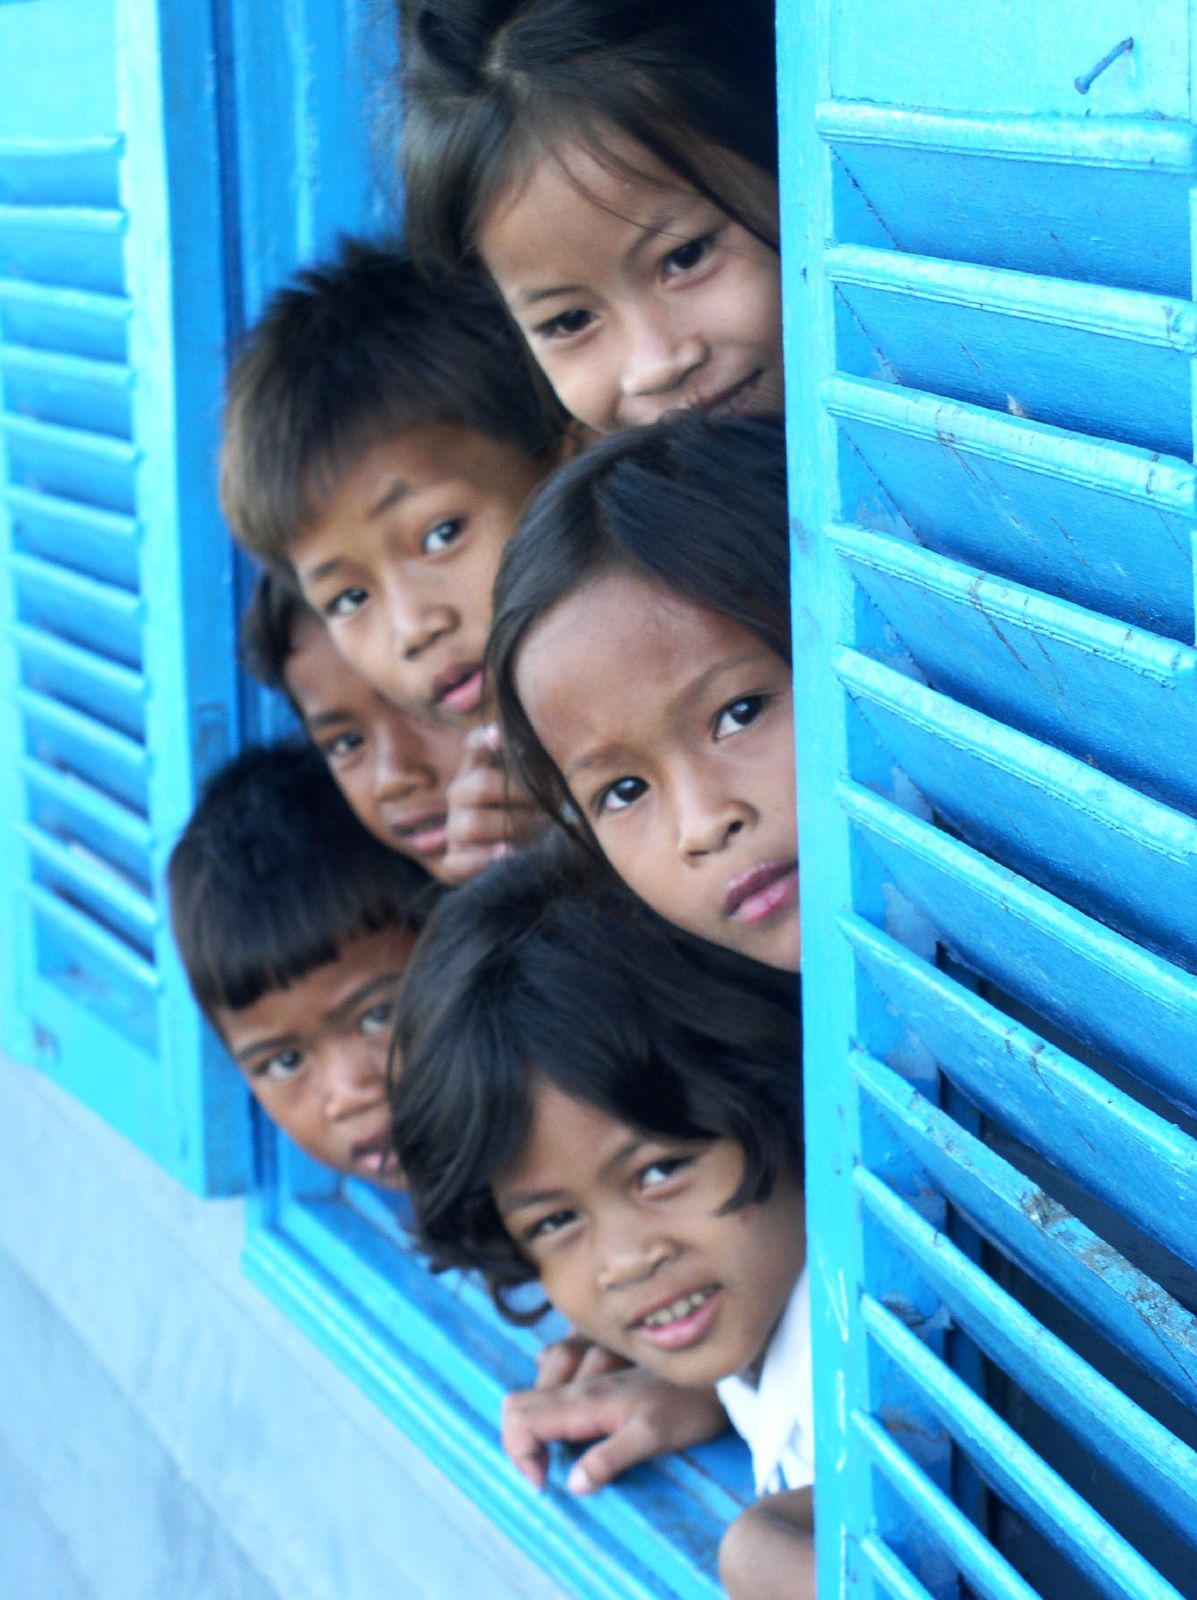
[391,812,449,856]
[723,860,799,925]
[696,371,763,420]
[435,664,485,717]
[630,1284,722,1351]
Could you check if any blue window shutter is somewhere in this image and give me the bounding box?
[0,0,251,1193]
[779,4,1197,1595]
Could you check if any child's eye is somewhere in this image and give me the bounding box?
[535,308,595,342]
[714,694,767,739]
[596,775,648,816]
[640,1156,692,1190]
[326,585,368,620]
[255,1049,303,1083]
[422,518,466,556]
[358,1000,394,1037]
[663,231,717,278]
[524,1207,578,1244]
[321,730,364,763]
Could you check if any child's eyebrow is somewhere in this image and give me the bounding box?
[514,202,699,308]
[499,1135,650,1214]
[367,477,412,520]
[233,1031,299,1067]
[304,707,354,733]
[563,651,773,781]
[323,971,402,1027]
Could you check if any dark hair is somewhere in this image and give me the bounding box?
[488,412,790,851]
[220,235,564,562]
[168,741,437,1021]
[400,0,778,270]
[390,842,802,1318]
[239,566,308,703]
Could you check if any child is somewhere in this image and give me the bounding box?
[400,0,782,434]
[168,740,435,1185]
[220,236,564,727]
[390,848,812,1600]
[489,413,800,972]
[241,570,536,882]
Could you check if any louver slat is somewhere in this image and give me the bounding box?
[818,105,1196,296]
[855,1168,1197,1538]
[829,246,1195,456]
[850,1046,1197,1413]
[841,784,1197,1112]
[859,1301,1186,1600]
[825,377,1196,642]
[838,523,1197,815]
[839,651,1197,965]
[846,918,1197,1269]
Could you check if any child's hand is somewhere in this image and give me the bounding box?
[440,723,545,884]
[501,1365,728,1495]
[719,1488,816,1600]
[534,1332,630,1389]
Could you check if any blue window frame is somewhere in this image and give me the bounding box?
[780,2,1197,1594]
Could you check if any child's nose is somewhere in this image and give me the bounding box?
[372,719,432,801]
[322,1044,385,1119]
[675,776,753,860]
[386,581,454,662]
[595,1212,676,1292]
[621,304,708,402]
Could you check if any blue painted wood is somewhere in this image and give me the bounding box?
[840,785,1197,1114]
[830,246,1195,457]
[853,1413,1043,1600]
[825,378,1196,643]
[0,0,251,1191]
[820,106,1195,296]
[838,522,1197,818]
[840,651,1197,967]
[844,918,1197,1269]
[855,1168,1197,1537]
[861,1298,1186,1600]
[850,1044,1197,1414]
[861,1535,942,1600]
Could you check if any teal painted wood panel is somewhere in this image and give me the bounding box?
[0,0,251,1192]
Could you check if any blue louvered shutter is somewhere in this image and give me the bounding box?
[780,3,1197,1595]
[0,0,251,1192]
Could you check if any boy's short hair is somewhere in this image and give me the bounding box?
[169,740,436,1023]
[220,236,563,564]
[390,843,802,1319]
[239,566,306,698]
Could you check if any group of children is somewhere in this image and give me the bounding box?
[168,3,810,1594]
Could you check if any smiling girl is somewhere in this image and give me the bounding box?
[400,0,782,434]
[390,847,811,1600]
[488,414,799,972]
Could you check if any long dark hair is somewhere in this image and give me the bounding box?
[390,842,802,1318]
[487,412,790,855]
[399,0,778,270]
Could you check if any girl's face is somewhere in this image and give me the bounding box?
[478,132,783,435]
[515,572,800,971]
[494,1081,805,1388]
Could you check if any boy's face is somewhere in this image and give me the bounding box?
[290,424,546,725]
[494,1081,805,1387]
[215,926,416,1186]
[283,606,464,880]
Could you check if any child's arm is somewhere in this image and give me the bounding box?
[719,1488,816,1600]
[502,1363,729,1494]
[441,722,546,884]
